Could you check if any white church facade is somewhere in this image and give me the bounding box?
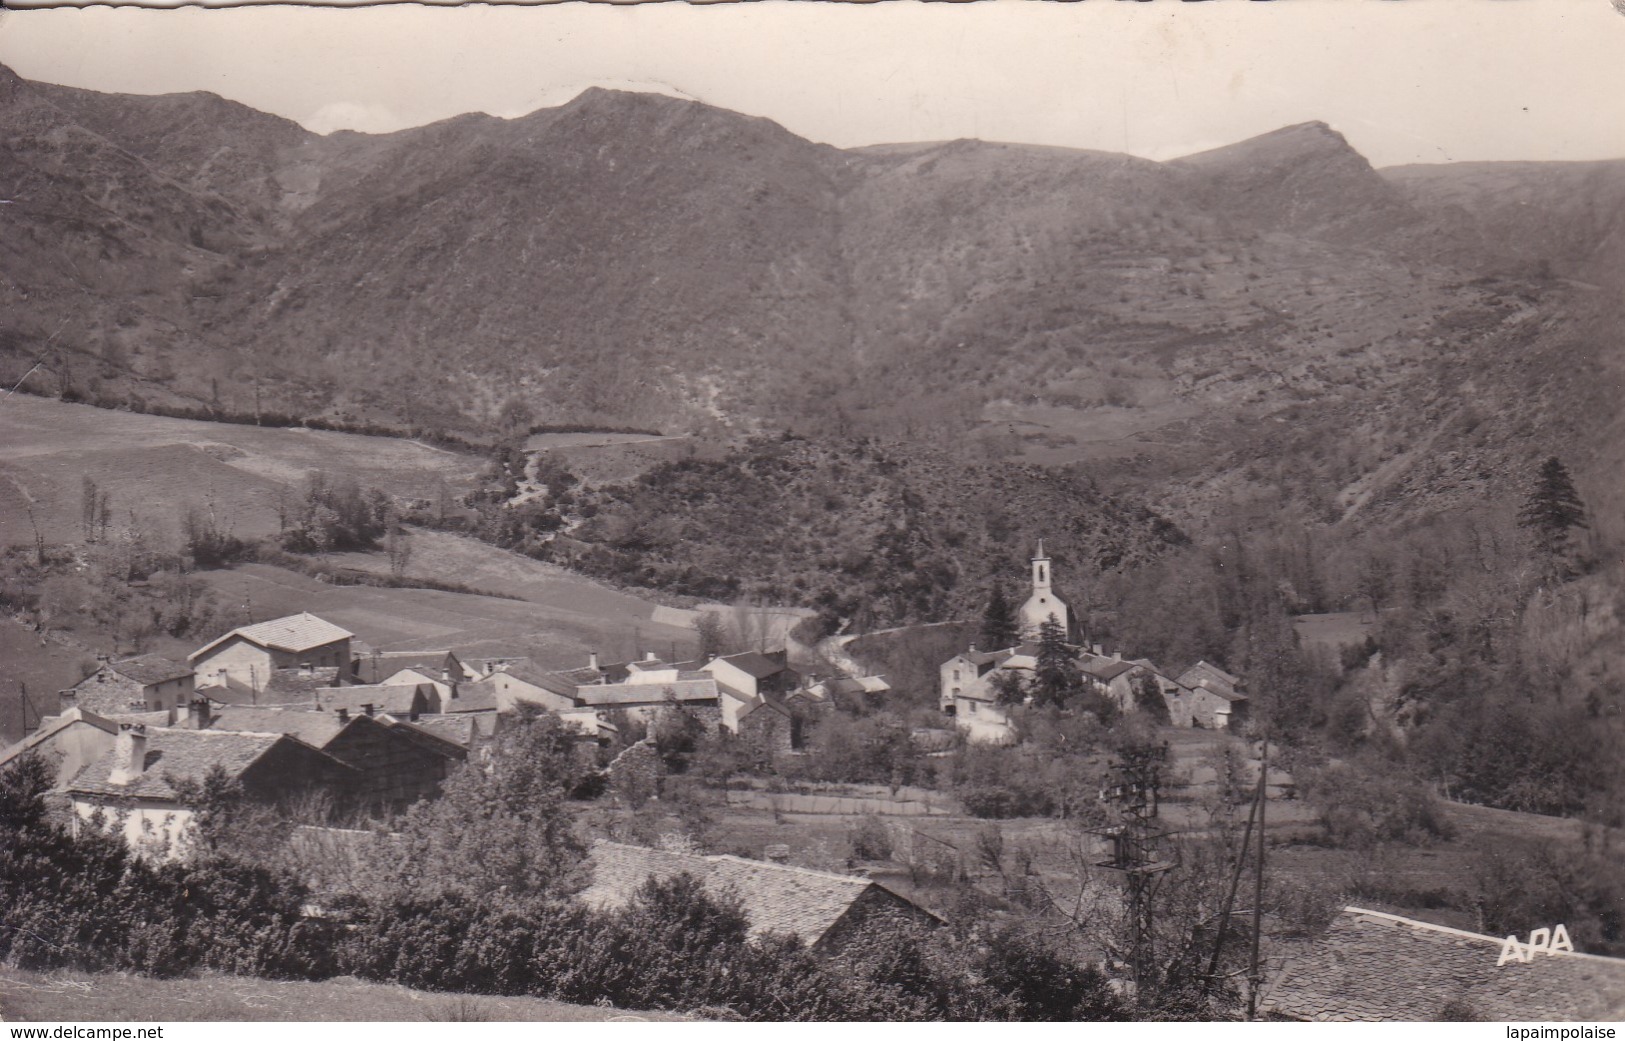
[1018,540,1069,638]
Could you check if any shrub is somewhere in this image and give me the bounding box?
[1300,760,1454,849]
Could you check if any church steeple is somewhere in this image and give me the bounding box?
[1019,538,1069,639]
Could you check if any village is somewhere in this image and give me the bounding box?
[6,543,1620,1021]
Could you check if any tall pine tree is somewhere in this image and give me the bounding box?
[1031,616,1081,709]
[981,583,1020,650]
[1518,456,1588,566]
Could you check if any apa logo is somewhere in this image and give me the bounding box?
[1497,924,1575,966]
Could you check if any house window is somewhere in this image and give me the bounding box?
[969,702,978,714]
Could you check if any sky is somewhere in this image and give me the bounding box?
[1,0,1624,167]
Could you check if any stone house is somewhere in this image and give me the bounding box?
[578,841,942,953]
[0,706,121,787]
[197,703,467,812]
[63,723,358,858]
[61,654,194,719]
[1176,661,1250,729]
[190,613,354,696]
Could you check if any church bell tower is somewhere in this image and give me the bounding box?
[1019,539,1070,639]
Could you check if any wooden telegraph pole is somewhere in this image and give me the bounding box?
[1093,741,1175,1006]
[1247,736,1269,1020]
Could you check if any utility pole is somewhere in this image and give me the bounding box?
[1204,758,1264,995]
[1247,736,1269,1020]
[1093,741,1174,1006]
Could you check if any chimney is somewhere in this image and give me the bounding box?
[588,650,600,672]
[643,651,657,662]
[337,707,350,723]
[362,703,375,717]
[109,724,148,785]
[189,697,212,730]
[300,661,314,677]
[764,843,791,864]
[58,689,77,713]
[1092,643,1103,656]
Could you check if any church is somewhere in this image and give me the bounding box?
[1018,540,1069,639]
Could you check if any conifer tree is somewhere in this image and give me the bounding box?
[1031,616,1081,709]
[1518,456,1588,566]
[981,583,1020,651]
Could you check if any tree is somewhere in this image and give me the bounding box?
[981,583,1020,651]
[1031,616,1081,709]
[1518,456,1588,570]
[382,709,588,900]
[385,513,412,578]
[692,611,726,661]
[991,668,1029,706]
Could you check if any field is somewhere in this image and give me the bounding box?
[0,620,98,743]
[1293,611,1375,653]
[0,968,689,1022]
[0,395,479,547]
[197,556,701,669]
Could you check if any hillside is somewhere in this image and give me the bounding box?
[4,65,1620,539]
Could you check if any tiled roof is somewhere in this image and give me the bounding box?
[204,707,346,746]
[1082,659,1138,681]
[711,652,784,680]
[1178,660,1244,693]
[576,678,721,707]
[404,714,491,748]
[1263,907,1625,1022]
[353,651,466,685]
[308,683,427,715]
[0,708,119,770]
[66,728,285,800]
[825,676,891,697]
[190,613,353,661]
[579,841,927,946]
[444,678,502,713]
[104,654,193,686]
[195,676,260,706]
[262,667,344,698]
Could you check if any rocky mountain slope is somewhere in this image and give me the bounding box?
[2,63,1620,538]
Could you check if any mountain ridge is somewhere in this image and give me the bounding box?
[3,63,1621,541]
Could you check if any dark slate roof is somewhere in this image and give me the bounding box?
[203,707,347,746]
[712,651,784,680]
[579,841,931,946]
[353,651,464,685]
[576,679,721,707]
[1263,907,1625,1022]
[445,677,502,713]
[1081,658,1138,682]
[105,654,193,686]
[195,677,260,706]
[308,683,428,715]
[263,667,344,698]
[405,713,498,748]
[190,612,353,661]
[66,729,287,800]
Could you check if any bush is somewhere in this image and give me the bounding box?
[1301,760,1454,849]
[849,815,894,861]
